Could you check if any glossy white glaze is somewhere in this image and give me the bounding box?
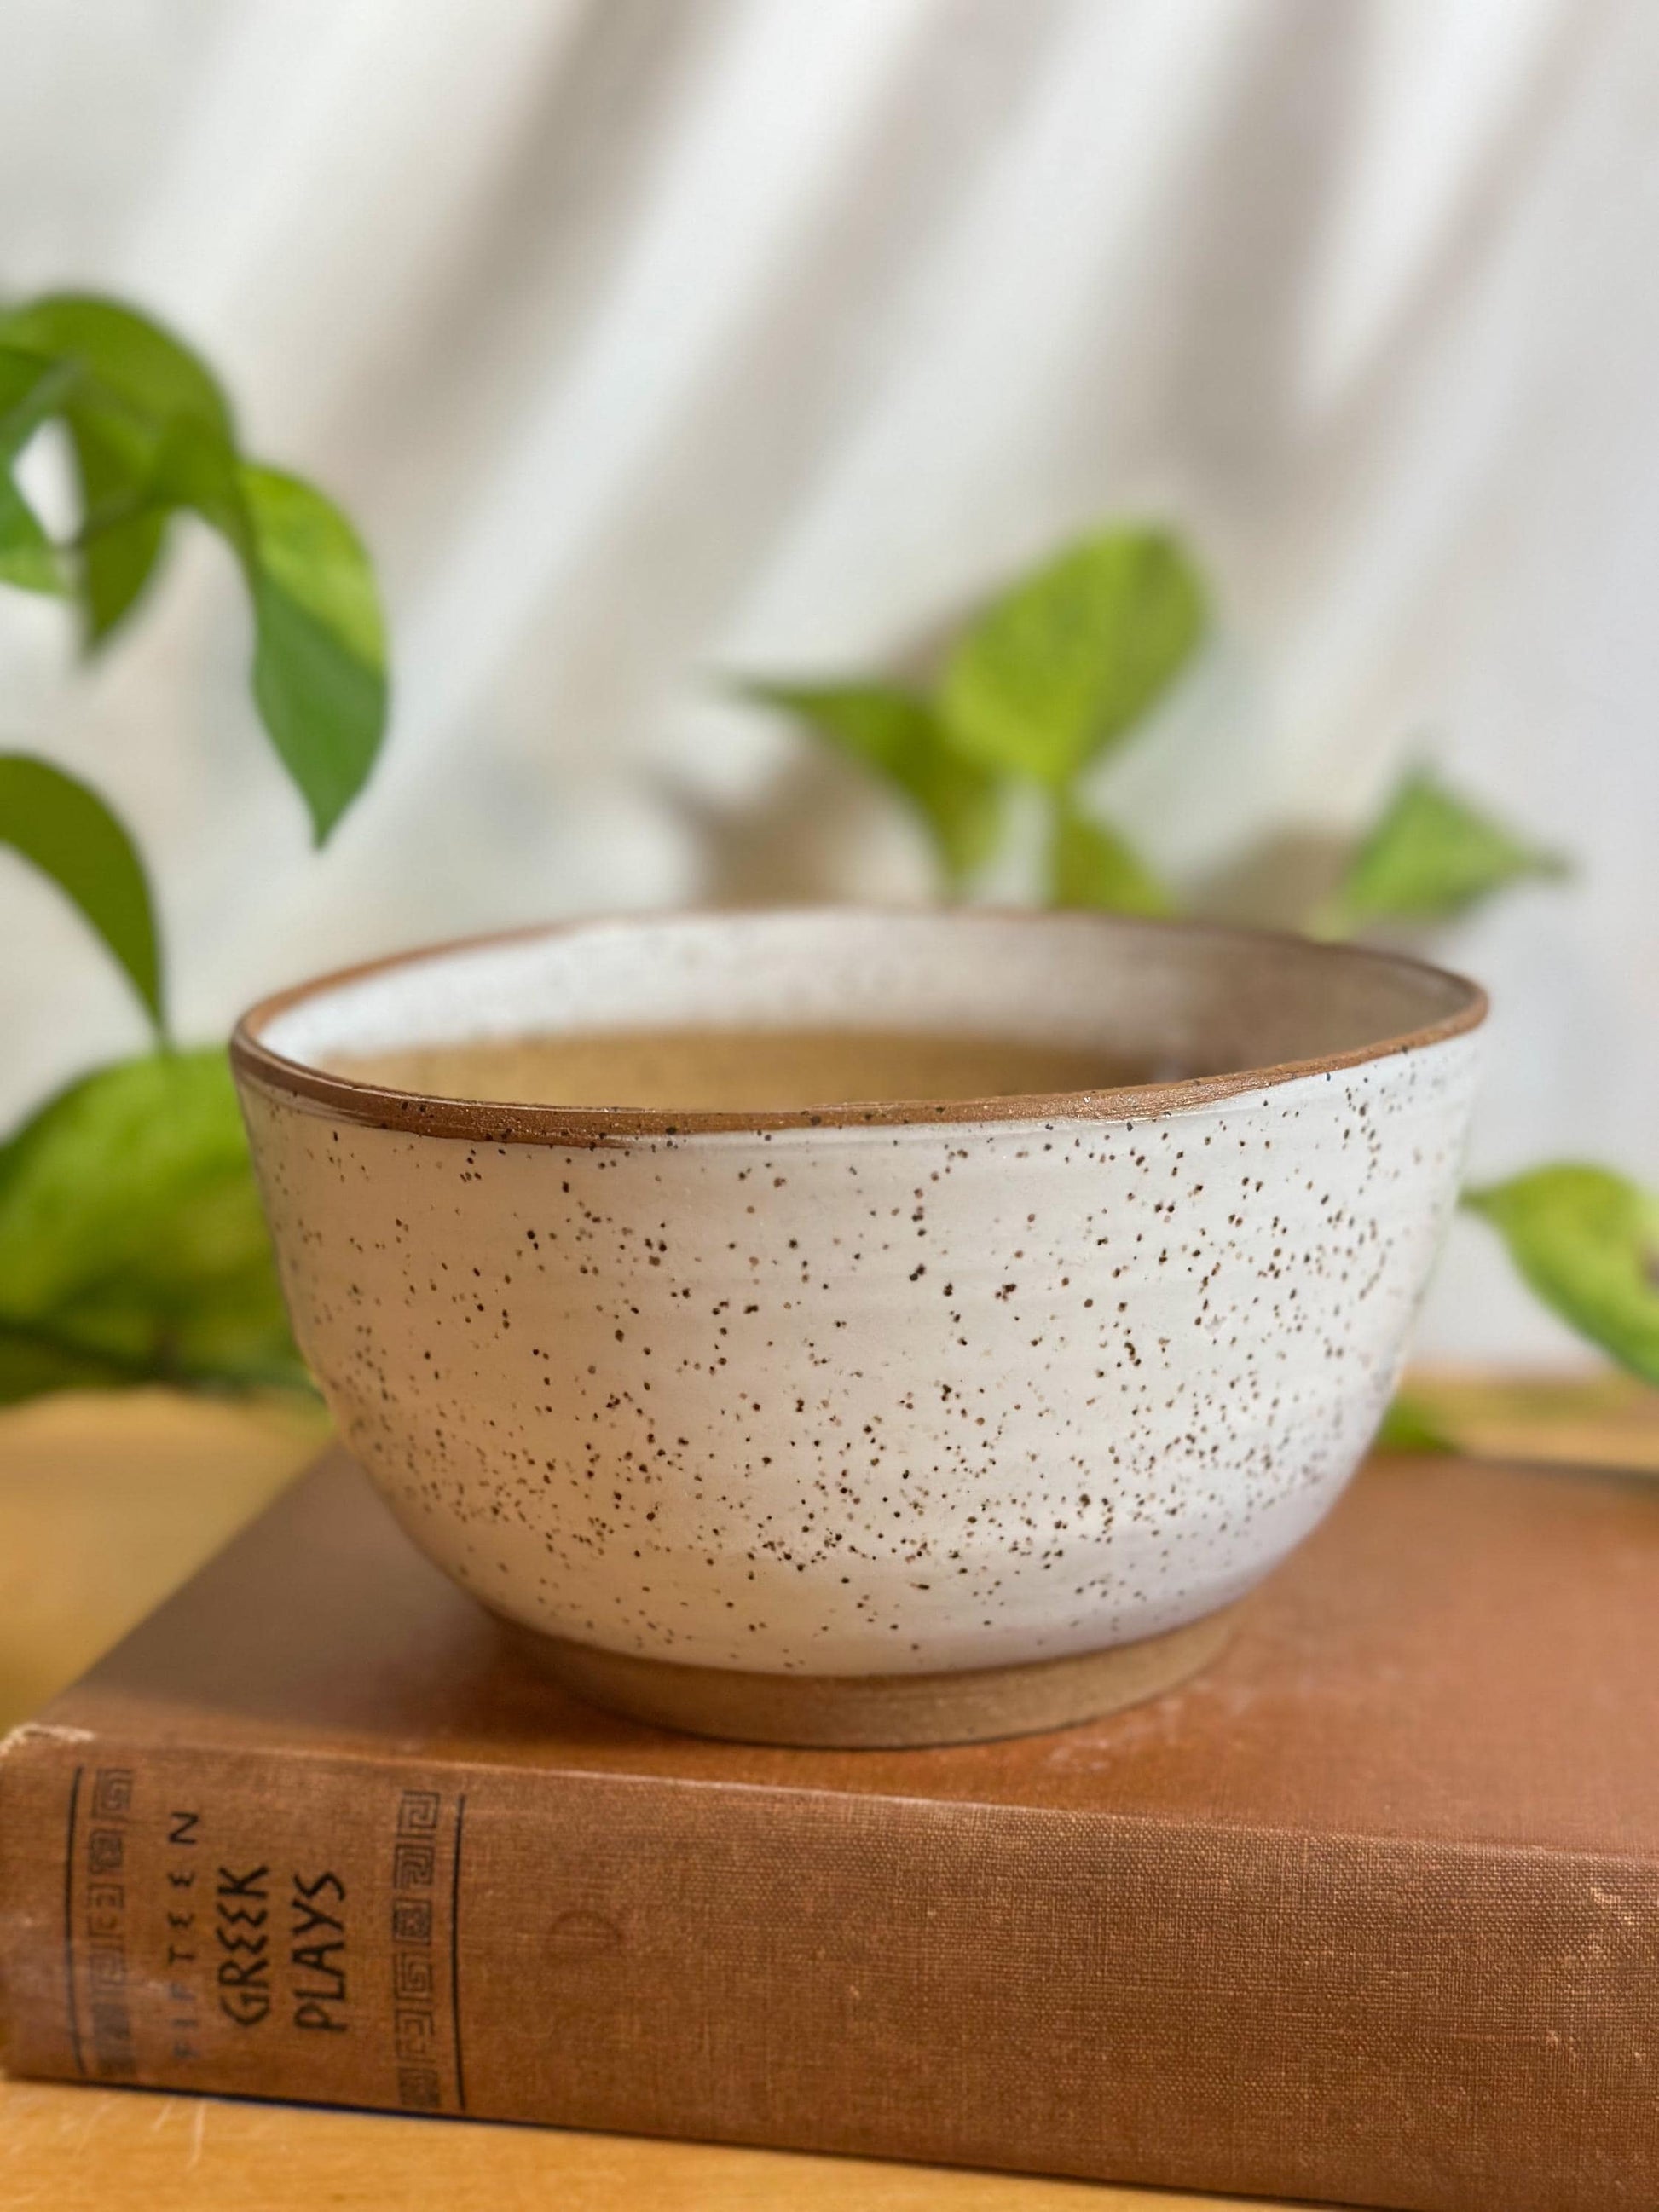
[237,912,1484,1679]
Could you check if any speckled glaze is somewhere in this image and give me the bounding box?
[233,910,1484,1684]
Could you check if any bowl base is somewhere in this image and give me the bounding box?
[503,1606,1237,1748]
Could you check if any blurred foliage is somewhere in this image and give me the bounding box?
[0,1051,305,1405]
[0,345,75,592]
[0,293,386,840]
[0,754,163,1032]
[938,526,1205,790]
[1045,791,1170,916]
[1373,1392,1458,1453]
[1319,767,1568,936]
[739,681,998,892]
[0,291,391,1406]
[745,524,1204,911]
[1466,1167,1659,1389]
[742,529,1568,940]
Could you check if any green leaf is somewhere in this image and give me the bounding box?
[1374,1392,1457,1453]
[0,293,233,443]
[0,346,78,460]
[939,526,1205,787]
[0,1049,307,1405]
[240,465,388,843]
[1465,1166,1659,1387]
[0,475,63,593]
[0,349,76,594]
[1325,769,1568,932]
[0,291,390,837]
[150,412,250,548]
[66,409,170,639]
[1046,793,1171,915]
[102,435,387,841]
[0,294,234,648]
[0,754,163,1031]
[742,680,999,890]
[241,463,383,665]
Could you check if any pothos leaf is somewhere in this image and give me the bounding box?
[939,526,1205,787]
[0,476,63,594]
[1373,1392,1458,1453]
[66,407,171,640]
[145,437,389,840]
[0,346,78,460]
[744,680,999,889]
[0,293,390,840]
[0,293,234,647]
[0,293,233,444]
[0,349,74,594]
[1465,1165,1659,1387]
[240,465,388,844]
[1046,794,1170,915]
[0,754,164,1031]
[0,1048,307,1404]
[1327,768,1568,931]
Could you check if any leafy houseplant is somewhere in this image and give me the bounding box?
[740,525,1659,1401]
[0,295,388,1403]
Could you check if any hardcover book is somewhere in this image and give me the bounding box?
[3,1445,1656,2211]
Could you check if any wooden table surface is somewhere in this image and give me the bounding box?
[4,1374,1656,2210]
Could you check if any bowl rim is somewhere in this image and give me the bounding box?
[230,906,1488,1145]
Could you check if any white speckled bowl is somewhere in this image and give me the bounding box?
[233,910,1485,1747]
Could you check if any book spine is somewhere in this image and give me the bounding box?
[3,1728,1656,2212]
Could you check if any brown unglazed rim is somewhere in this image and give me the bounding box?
[503,1603,1240,1747]
[230,908,1488,1146]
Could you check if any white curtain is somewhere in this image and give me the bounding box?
[2,0,1654,1360]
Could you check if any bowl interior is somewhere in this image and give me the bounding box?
[240,910,1483,1126]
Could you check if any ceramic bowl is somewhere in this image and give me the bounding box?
[232,909,1485,1747]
